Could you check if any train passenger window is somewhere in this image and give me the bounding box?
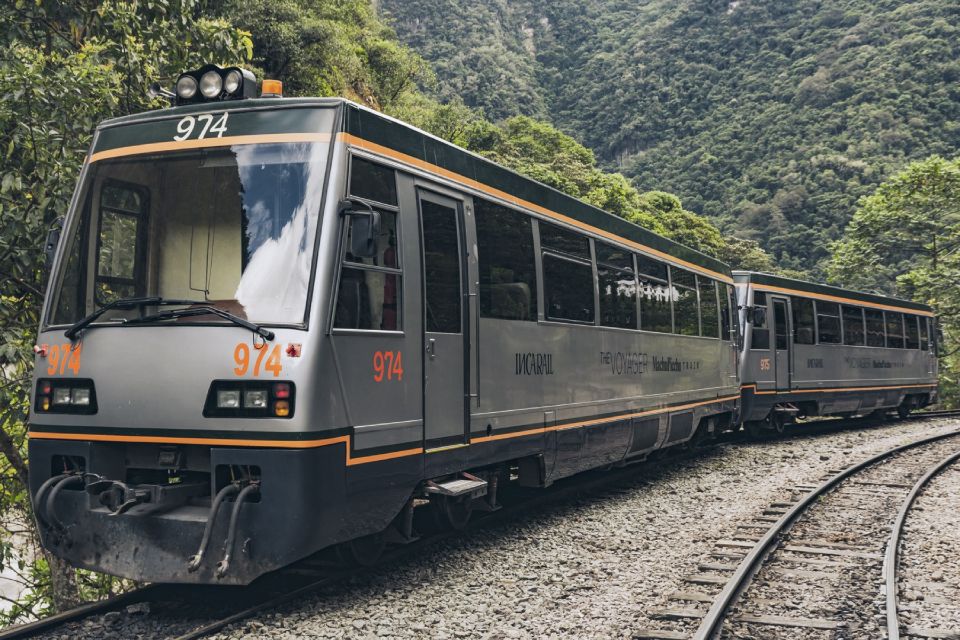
[791,297,815,345]
[95,181,148,303]
[476,199,537,321]
[885,312,905,349]
[672,268,699,336]
[865,309,885,347]
[920,317,930,351]
[904,315,920,350]
[334,158,402,330]
[637,255,672,333]
[842,305,865,346]
[348,156,398,206]
[816,301,842,344]
[751,291,769,350]
[596,242,637,329]
[540,222,594,324]
[698,277,719,338]
[719,284,733,341]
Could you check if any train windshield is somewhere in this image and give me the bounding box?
[48,140,331,327]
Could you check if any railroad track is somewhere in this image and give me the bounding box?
[639,427,960,639]
[5,410,958,640]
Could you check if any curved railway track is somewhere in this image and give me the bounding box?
[4,410,959,640]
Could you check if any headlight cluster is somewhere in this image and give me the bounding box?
[175,65,256,105]
[204,381,295,419]
[35,379,97,415]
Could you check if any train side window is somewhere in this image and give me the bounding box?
[95,181,148,304]
[865,309,885,347]
[751,291,769,350]
[698,277,719,338]
[637,254,672,333]
[920,317,930,351]
[791,297,815,344]
[540,222,594,324]
[719,284,732,341]
[334,158,402,330]
[816,301,842,344]
[842,305,865,346]
[672,268,699,336]
[597,241,636,329]
[904,315,920,350]
[476,199,537,321]
[885,311,904,349]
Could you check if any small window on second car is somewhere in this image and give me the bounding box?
[719,284,732,341]
[816,301,842,344]
[920,317,930,351]
[637,254,672,333]
[885,311,904,349]
[791,297,815,345]
[671,268,699,336]
[596,242,637,329]
[865,309,885,347]
[698,276,719,338]
[904,315,920,349]
[842,305,865,346]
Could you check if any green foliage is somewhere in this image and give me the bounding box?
[0,0,251,619]
[382,0,960,275]
[828,155,960,405]
[216,0,430,108]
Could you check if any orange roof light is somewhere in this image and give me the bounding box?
[261,79,283,98]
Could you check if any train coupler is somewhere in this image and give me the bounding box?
[85,474,208,515]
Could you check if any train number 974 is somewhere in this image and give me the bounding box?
[373,350,403,382]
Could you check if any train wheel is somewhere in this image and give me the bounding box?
[897,403,912,419]
[432,495,473,531]
[336,532,386,567]
[745,421,767,439]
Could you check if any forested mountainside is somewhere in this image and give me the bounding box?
[380,0,960,273]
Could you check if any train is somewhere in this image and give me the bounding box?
[27,64,939,585]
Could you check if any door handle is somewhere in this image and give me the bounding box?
[426,338,436,358]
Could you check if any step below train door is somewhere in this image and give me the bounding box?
[771,296,791,391]
[417,188,470,453]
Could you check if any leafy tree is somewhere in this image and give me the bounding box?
[828,155,960,404]
[0,0,251,620]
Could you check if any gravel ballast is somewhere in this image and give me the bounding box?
[199,418,960,640]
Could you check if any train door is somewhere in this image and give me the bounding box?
[417,188,469,449]
[771,297,791,391]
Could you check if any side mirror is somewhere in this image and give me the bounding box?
[44,218,64,270]
[339,199,381,258]
[752,306,766,326]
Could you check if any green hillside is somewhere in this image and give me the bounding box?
[381,0,960,273]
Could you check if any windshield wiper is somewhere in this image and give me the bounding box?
[122,305,275,341]
[64,297,206,340]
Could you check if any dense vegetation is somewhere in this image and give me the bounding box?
[381,0,960,274]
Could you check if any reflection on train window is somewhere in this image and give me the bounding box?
[597,242,636,329]
[885,312,904,349]
[672,268,699,336]
[816,301,841,344]
[719,284,732,341]
[920,317,930,351]
[751,291,769,350]
[698,277,719,338]
[476,199,537,321]
[349,156,398,206]
[543,253,595,324]
[865,308,885,347]
[791,297,815,345]
[842,305,865,346]
[95,181,147,304]
[420,199,461,334]
[638,274,673,333]
[904,315,920,350]
[334,268,401,330]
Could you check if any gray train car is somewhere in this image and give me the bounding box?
[736,271,938,433]
[28,66,739,585]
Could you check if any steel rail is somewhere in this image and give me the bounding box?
[883,449,960,640]
[691,427,960,640]
[0,585,160,640]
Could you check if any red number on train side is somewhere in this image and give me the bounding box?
[373,350,403,382]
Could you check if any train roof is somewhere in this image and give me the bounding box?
[95,97,731,280]
[734,271,933,314]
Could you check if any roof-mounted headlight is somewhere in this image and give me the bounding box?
[199,70,223,99]
[175,75,198,100]
[173,65,257,105]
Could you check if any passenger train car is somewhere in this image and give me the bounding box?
[28,66,742,585]
[736,271,938,434]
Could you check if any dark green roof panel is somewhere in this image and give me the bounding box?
[735,271,931,312]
